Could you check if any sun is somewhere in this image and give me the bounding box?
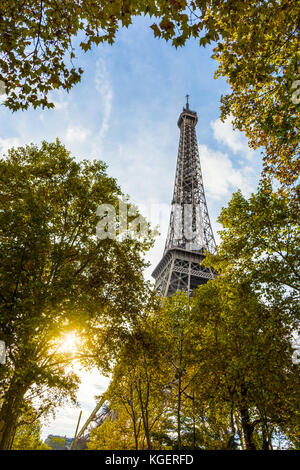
[59,332,79,355]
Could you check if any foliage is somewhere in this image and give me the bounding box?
[12,422,51,450]
[191,277,300,449]
[197,182,300,448]
[205,181,300,319]
[88,407,136,450]
[101,314,171,450]
[0,140,152,449]
[46,436,66,450]
[89,280,299,450]
[0,0,189,111]
[89,181,300,450]
[210,1,299,186]
[156,293,197,450]
[1,1,298,184]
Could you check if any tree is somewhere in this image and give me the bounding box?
[195,181,300,449]
[88,407,136,450]
[206,181,300,319]
[190,276,300,449]
[11,422,51,450]
[210,1,300,186]
[46,436,66,450]
[0,0,190,111]
[156,293,198,450]
[87,179,299,450]
[90,272,299,449]
[0,140,153,449]
[93,311,173,450]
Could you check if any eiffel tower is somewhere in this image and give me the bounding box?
[152,97,216,297]
[71,98,217,447]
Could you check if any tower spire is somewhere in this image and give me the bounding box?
[152,102,216,297]
[185,94,190,109]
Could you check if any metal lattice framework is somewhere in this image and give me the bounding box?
[152,98,216,297]
[70,395,117,449]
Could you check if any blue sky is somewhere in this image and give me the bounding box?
[0,16,262,439]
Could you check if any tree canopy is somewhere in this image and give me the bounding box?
[1,1,299,184]
[87,182,300,450]
[0,140,153,449]
[12,421,51,450]
[88,280,300,450]
[205,181,300,321]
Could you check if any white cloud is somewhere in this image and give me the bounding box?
[94,57,113,143]
[52,100,69,111]
[199,144,254,200]
[65,126,90,144]
[211,116,254,160]
[47,89,70,112]
[0,137,21,156]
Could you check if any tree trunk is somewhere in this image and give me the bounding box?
[226,405,236,449]
[0,384,26,450]
[137,381,152,450]
[0,413,17,450]
[235,414,244,449]
[261,421,273,450]
[191,392,196,449]
[132,415,139,450]
[129,386,139,450]
[192,416,196,450]
[177,374,182,450]
[239,406,256,450]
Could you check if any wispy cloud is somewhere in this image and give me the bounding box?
[94,57,113,144]
[0,137,21,156]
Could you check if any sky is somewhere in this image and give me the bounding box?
[0,16,262,440]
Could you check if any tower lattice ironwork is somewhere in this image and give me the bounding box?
[152,98,216,297]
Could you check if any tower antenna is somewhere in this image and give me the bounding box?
[185,94,190,109]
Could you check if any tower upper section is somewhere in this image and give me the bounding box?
[165,99,216,255]
[152,98,216,297]
[177,102,198,128]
